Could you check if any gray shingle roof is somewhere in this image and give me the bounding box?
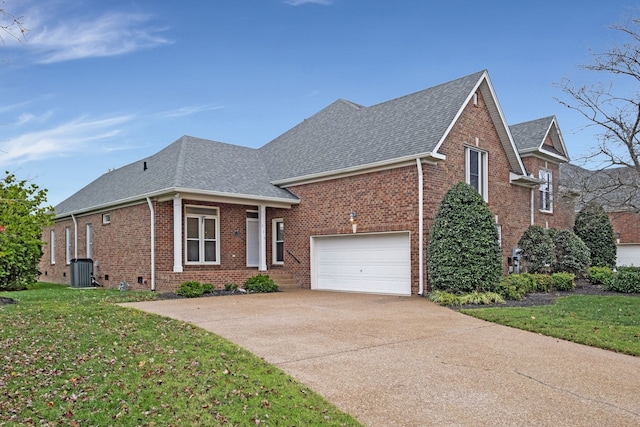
[260,70,486,182]
[560,163,640,212]
[56,70,552,217]
[54,136,298,216]
[510,116,568,160]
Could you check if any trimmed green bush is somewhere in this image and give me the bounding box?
[531,274,555,293]
[428,290,504,306]
[588,266,616,287]
[244,275,279,293]
[552,272,575,291]
[517,225,555,274]
[224,283,239,292]
[428,290,463,306]
[551,229,591,276]
[606,267,640,293]
[459,291,504,305]
[202,283,215,293]
[574,203,617,268]
[494,273,562,299]
[427,182,502,294]
[494,277,526,300]
[176,280,205,298]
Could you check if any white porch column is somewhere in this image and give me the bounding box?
[259,204,267,272]
[173,194,183,273]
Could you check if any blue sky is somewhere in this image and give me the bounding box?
[1,0,638,206]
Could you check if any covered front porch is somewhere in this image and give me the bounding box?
[146,191,299,291]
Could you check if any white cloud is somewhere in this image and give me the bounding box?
[16,9,171,64]
[160,104,224,118]
[284,0,332,5]
[0,115,134,165]
[13,110,54,126]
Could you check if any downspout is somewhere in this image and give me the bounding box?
[71,214,78,259]
[530,188,535,225]
[416,158,424,295]
[146,197,156,291]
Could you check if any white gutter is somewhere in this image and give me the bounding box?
[146,197,156,291]
[272,152,446,187]
[55,187,299,220]
[416,158,424,295]
[71,214,78,259]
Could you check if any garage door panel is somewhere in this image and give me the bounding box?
[617,245,640,267]
[312,232,411,295]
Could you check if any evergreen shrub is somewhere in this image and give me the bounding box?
[574,203,616,268]
[177,281,205,298]
[427,182,502,294]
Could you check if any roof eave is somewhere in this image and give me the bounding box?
[519,147,569,163]
[510,172,541,188]
[271,152,446,187]
[55,187,300,219]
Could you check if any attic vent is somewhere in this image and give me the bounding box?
[143,161,148,171]
[473,92,478,107]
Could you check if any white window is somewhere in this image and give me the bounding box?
[465,147,488,201]
[65,227,71,264]
[185,207,219,264]
[50,230,56,264]
[102,213,111,224]
[272,219,284,265]
[86,223,93,259]
[539,169,553,212]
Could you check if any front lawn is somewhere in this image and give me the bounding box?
[0,283,361,426]
[462,295,640,357]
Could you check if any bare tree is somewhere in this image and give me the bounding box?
[1,3,27,43]
[558,18,640,212]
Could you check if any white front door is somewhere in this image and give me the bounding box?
[246,218,259,267]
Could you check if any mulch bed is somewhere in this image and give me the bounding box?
[156,289,248,300]
[455,279,640,310]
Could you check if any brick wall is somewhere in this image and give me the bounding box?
[39,199,277,292]
[276,89,572,293]
[609,211,640,243]
[39,90,573,295]
[39,202,152,288]
[281,165,421,292]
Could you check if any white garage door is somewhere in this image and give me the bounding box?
[617,244,640,267]
[311,232,411,295]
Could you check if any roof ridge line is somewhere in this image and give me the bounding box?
[174,136,188,186]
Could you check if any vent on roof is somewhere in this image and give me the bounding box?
[143,161,147,171]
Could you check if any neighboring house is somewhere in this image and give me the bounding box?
[39,70,572,295]
[560,163,640,266]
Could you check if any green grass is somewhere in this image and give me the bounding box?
[462,295,640,357]
[0,283,362,426]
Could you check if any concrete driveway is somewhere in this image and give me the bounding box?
[123,289,640,426]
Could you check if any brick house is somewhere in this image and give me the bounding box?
[39,70,571,295]
[560,163,640,266]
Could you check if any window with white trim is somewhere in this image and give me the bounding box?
[65,227,71,264]
[465,147,488,201]
[272,219,284,265]
[185,207,219,264]
[86,223,93,259]
[50,229,56,264]
[539,169,553,212]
